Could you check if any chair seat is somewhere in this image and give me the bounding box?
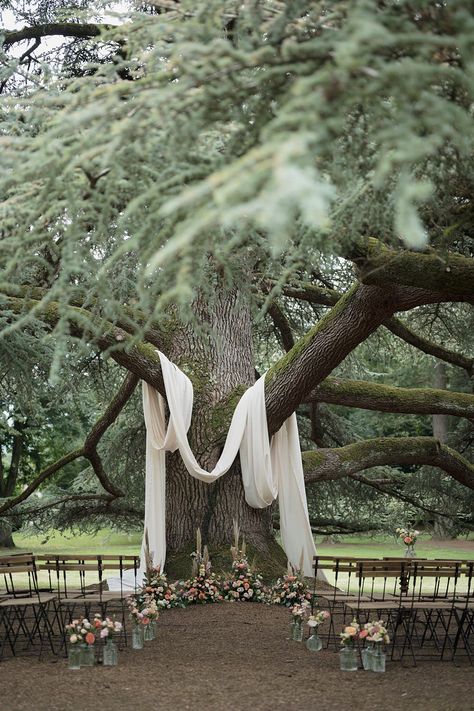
[399,601,452,610]
[345,601,401,610]
[331,594,371,602]
[0,593,56,606]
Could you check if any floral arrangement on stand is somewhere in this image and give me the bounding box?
[395,526,420,557]
[222,523,266,602]
[271,559,312,607]
[181,528,223,605]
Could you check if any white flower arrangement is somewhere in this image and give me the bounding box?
[307,610,330,628]
[363,619,390,645]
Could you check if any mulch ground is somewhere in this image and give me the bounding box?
[1,603,472,711]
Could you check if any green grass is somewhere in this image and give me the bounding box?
[1,529,472,593]
[0,528,142,557]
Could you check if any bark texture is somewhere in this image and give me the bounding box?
[164,287,273,554]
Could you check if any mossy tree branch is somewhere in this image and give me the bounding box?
[264,278,473,376]
[302,436,474,490]
[308,377,474,419]
[349,238,474,303]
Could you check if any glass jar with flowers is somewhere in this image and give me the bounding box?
[395,527,420,558]
[127,598,145,649]
[289,603,307,641]
[339,621,360,671]
[98,615,123,666]
[306,610,330,651]
[65,617,95,668]
[65,619,83,670]
[365,620,390,672]
[140,595,159,641]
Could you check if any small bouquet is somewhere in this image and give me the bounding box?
[395,527,420,548]
[140,595,159,624]
[363,619,390,645]
[65,617,96,646]
[127,596,148,626]
[290,602,309,622]
[271,563,312,607]
[95,614,123,640]
[340,620,361,646]
[307,610,330,628]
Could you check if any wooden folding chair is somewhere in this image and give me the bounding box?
[451,561,473,665]
[0,557,57,660]
[398,561,461,663]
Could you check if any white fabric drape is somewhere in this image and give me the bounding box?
[108,351,317,590]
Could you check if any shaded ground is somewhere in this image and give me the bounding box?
[1,603,472,711]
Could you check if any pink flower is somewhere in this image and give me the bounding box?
[100,628,109,638]
[359,629,368,639]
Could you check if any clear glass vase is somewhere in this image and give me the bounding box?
[290,620,303,642]
[143,621,156,641]
[306,631,323,652]
[404,545,416,558]
[339,646,358,671]
[371,646,386,672]
[361,644,374,671]
[132,624,144,650]
[80,643,95,667]
[103,639,118,666]
[68,644,81,670]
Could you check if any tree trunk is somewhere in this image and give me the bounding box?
[164,285,278,576]
[0,521,15,548]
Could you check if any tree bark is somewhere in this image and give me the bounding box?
[0,522,15,548]
[164,286,274,556]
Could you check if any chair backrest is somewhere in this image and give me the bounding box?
[410,561,461,601]
[0,555,39,598]
[36,553,140,598]
[356,560,412,600]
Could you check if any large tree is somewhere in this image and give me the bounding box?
[0,1,473,565]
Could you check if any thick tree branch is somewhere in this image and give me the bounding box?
[302,436,474,490]
[1,23,114,47]
[349,238,474,303]
[308,377,474,419]
[1,294,166,395]
[264,283,401,434]
[268,278,473,376]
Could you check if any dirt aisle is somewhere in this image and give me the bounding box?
[1,603,472,711]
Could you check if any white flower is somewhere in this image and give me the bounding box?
[70,634,78,644]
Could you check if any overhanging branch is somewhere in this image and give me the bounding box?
[308,377,474,418]
[302,436,474,490]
